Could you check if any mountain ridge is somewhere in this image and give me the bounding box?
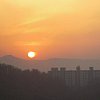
[0,55,100,72]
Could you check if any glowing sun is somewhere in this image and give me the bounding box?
[28,51,36,58]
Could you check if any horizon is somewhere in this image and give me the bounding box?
[1,54,100,60]
[1,54,100,72]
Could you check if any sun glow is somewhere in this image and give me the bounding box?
[28,51,36,58]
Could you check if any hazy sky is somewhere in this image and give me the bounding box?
[0,0,100,59]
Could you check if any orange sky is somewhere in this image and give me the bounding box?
[0,0,100,59]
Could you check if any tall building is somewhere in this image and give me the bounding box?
[48,66,100,87]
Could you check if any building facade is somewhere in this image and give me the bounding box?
[48,66,100,87]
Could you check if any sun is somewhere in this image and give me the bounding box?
[28,51,36,58]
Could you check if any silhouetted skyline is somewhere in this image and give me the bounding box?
[0,63,100,100]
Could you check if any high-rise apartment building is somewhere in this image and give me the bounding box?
[48,66,99,87]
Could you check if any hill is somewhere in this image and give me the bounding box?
[0,55,100,72]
